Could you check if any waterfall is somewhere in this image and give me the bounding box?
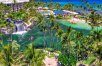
[13,20,27,35]
[15,24,25,32]
[6,19,27,34]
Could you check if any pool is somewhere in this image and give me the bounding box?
[53,10,65,15]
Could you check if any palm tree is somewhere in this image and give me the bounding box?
[53,24,60,50]
[75,32,84,61]
[0,3,8,13]
[90,30,102,46]
[61,27,75,65]
[37,14,44,26]
[55,3,61,10]
[48,15,56,48]
[56,28,64,38]
[55,28,64,50]
[0,43,13,66]
[0,40,21,66]
[48,3,53,10]
[89,10,101,29]
[24,43,45,66]
[95,44,102,66]
[36,15,47,48]
[24,43,35,66]
[63,4,69,10]
[63,4,74,11]
[83,6,88,23]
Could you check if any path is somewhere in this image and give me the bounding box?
[43,56,61,66]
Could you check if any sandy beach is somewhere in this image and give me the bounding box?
[68,18,86,24]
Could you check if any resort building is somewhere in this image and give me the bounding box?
[0,0,29,11]
[38,10,55,16]
[63,10,79,15]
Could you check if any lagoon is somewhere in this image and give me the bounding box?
[3,19,102,49]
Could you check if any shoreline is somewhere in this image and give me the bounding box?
[67,18,86,24]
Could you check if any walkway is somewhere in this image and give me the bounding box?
[43,56,61,66]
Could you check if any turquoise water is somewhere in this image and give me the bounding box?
[42,1,102,10]
[40,0,102,2]
[2,20,102,50]
[58,20,102,31]
[58,20,91,30]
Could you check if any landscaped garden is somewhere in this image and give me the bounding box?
[0,0,102,66]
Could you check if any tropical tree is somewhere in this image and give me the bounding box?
[90,30,102,46]
[74,32,84,61]
[53,24,60,50]
[95,44,102,66]
[63,4,74,11]
[24,43,45,66]
[0,3,11,14]
[0,40,21,66]
[48,15,56,48]
[89,10,101,27]
[55,28,64,50]
[55,3,61,10]
[59,27,77,66]
[40,24,47,48]
[0,44,13,66]
[48,3,53,10]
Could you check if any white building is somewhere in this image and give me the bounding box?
[0,0,29,4]
[0,0,29,11]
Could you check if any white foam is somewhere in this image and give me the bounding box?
[13,31,27,35]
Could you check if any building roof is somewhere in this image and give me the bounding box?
[38,10,55,16]
[0,0,29,4]
[63,10,79,15]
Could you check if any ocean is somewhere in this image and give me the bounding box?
[36,0,102,10]
[38,0,102,2]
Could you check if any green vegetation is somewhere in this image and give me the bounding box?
[0,0,102,66]
[56,14,64,19]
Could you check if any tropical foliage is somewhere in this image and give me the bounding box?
[0,0,102,66]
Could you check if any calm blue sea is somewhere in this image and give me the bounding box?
[39,0,102,2]
[58,2,102,10]
[36,0,102,10]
